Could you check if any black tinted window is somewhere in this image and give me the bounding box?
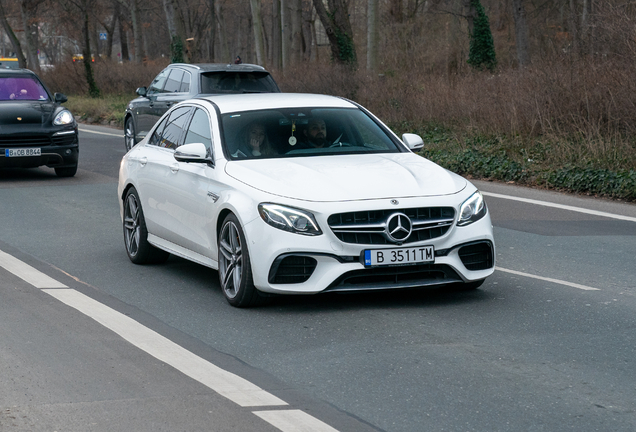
[200,72,279,94]
[158,107,192,149]
[184,108,213,157]
[164,69,183,93]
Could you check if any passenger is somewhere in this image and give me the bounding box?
[232,122,274,158]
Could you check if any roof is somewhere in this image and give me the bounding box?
[198,93,356,114]
[0,68,36,76]
[169,63,269,73]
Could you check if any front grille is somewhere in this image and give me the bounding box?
[326,263,462,291]
[269,255,317,284]
[328,207,455,245]
[458,241,494,270]
[0,135,50,147]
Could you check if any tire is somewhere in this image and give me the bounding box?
[218,213,265,307]
[124,117,136,151]
[55,165,77,177]
[123,187,170,264]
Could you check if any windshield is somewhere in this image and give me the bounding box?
[0,76,49,101]
[200,71,279,94]
[221,107,403,160]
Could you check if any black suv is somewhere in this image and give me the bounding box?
[124,63,281,151]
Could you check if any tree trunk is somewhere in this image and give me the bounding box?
[118,8,130,61]
[130,0,144,62]
[511,0,530,66]
[271,0,281,69]
[281,0,290,69]
[290,0,302,64]
[249,0,265,65]
[20,0,40,72]
[81,2,100,97]
[208,0,215,61]
[367,0,378,71]
[0,0,26,67]
[311,0,357,65]
[215,0,229,62]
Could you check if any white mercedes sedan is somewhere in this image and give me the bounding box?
[118,93,495,307]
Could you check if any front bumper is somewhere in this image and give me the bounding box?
[243,197,495,295]
[0,128,79,169]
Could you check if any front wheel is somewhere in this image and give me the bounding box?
[123,187,170,264]
[124,117,136,152]
[218,213,265,307]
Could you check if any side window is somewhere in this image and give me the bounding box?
[148,69,169,94]
[180,72,191,93]
[158,107,192,150]
[148,116,169,146]
[184,108,213,158]
[164,69,183,93]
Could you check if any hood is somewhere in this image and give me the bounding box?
[224,153,467,202]
[0,100,56,126]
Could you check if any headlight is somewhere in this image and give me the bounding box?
[53,110,74,125]
[457,191,487,226]
[258,203,322,236]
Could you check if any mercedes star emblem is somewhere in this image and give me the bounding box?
[386,212,412,243]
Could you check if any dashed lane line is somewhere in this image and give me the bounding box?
[0,249,338,432]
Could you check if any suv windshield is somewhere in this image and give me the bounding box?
[201,72,279,94]
[0,75,49,101]
[222,107,402,160]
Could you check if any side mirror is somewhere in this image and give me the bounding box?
[174,143,210,164]
[54,92,68,103]
[402,133,424,150]
[136,86,147,97]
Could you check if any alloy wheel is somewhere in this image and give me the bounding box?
[219,220,243,299]
[123,193,141,257]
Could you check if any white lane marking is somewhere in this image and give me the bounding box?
[78,127,123,138]
[253,409,339,432]
[0,250,67,288]
[482,191,636,223]
[496,267,600,291]
[42,288,287,408]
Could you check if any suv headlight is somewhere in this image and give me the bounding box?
[258,203,322,236]
[53,110,74,125]
[457,191,487,226]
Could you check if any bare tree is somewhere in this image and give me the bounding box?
[367,0,378,71]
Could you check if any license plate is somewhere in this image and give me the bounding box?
[5,148,41,157]
[364,246,434,266]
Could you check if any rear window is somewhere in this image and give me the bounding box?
[200,72,279,94]
[0,75,49,101]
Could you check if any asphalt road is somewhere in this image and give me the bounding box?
[1,124,635,432]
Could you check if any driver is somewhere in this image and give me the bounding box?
[299,117,328,148]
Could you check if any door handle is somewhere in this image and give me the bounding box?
[170,163,179,173]
[139,157,147,166]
